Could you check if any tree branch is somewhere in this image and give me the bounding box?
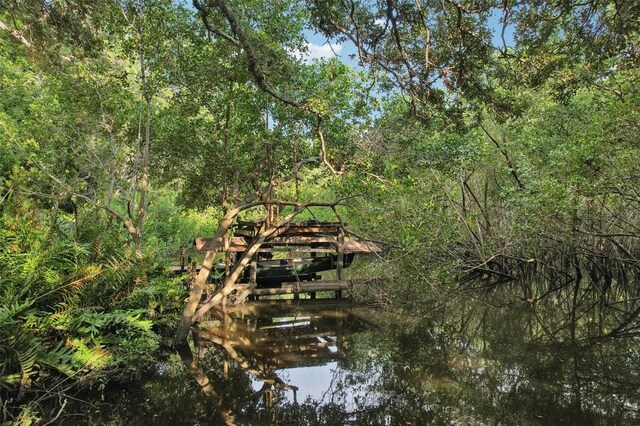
[211,0,302,109]
[193,0,240,45]
[480,123,525,190]
[0,19,32,48]
[316,118,343,175]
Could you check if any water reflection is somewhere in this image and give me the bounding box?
[71,281,640,425]
[183,299,370,423]
[178,285,640,425]
[197,300,354,368]
[175,343,238,425]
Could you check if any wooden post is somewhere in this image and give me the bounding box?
[336,228,344,280]
[224,231,231,277]
[188,259,197,289]
[266,204,272,228]
[250,254,258,284]
[336,227,344,299]
[223,310,229,379]
[222,232,231,308]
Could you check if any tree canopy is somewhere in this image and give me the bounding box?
[1,0,639,422]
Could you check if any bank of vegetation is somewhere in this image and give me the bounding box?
[1,0,638,422]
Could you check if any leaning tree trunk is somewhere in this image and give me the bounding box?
[174,203,254,343]
[174,199,339,344]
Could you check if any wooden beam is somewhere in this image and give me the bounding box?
[195,236,381,254]
[250,281,349,296]
[250,255,257,284]
[256,247,337,253]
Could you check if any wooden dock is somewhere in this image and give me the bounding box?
[175,220,380,302]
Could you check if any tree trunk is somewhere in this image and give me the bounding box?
[174,204,250,343]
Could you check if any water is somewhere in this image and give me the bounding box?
[71,282,640,425]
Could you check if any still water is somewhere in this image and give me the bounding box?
[78,282,639,425]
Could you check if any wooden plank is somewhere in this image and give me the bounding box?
[195,236,248,252]
[255,330,335,343]
[280,226,340,235]
[251,341,336,353]
[268,236,338,245]
[224,298,354,316]
[194,236,381,254]
[256,247,336,253]
[234,223,341,237]
[195,236,345,252]
[343,239,382,254]
[250,281,349,296]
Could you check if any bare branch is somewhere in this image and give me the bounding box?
[316,118,343,176]
[193,0,240,45]
[0,19,32,48]
[480,123,525,190]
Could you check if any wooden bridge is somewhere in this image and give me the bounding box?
[173,221,380,301]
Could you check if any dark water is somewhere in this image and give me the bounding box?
[72,282,640,425]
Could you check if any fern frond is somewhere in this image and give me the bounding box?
[0,300,33,327]
[39,341,76,376]
[16,343,38,386]
[64,337,111,371]
[0,372,22,388]
[0,335,42,391]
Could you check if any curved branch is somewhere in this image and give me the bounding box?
[316,118,343,176]
[212,0,302,109]
[195,0,345,176]
[0,19,32,48]
[480,123,525,190]
[193,0,239,45]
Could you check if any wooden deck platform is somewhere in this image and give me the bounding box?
[174,220,380,303]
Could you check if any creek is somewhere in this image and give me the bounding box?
[68,280,640,425]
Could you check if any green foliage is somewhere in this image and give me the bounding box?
[0,198,168,422]
[1,0,640,421]
[143,187,219,256]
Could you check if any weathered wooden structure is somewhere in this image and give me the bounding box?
[198,300,359,370]
[182,300,373,410]
[174,220,380,300]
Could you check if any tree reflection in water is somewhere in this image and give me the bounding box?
[74,279,640,425]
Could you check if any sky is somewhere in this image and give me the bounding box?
[299,9,515,64]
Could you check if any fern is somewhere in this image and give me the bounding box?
[48,297,79,329]
[0,334,42,391]
[39,341,77,376]
[0,300,33,326]
[15,342,38,389]
[0,197,162,418]
[0,372,22,387]
[63,337,111,371]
